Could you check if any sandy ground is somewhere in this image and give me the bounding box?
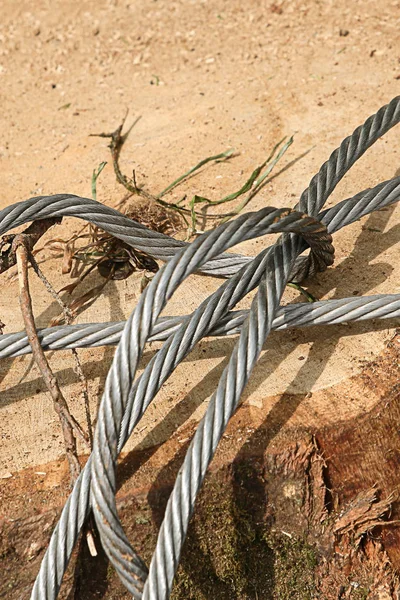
[0,0,399,476]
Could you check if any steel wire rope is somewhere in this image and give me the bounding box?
[1,293,399,359]
[4,186,399,598]
[0,193,252,278]
[2,174,400,360]
[29,207,330,599]
[89,207,333,596]
[140,99,400,599]
[4,94,394,598]
[89,98,400,596]
[91,98,400,598]
[116,173,400,448]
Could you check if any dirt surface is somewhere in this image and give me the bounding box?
[0,0,399,520]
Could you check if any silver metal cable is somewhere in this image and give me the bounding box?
[143,243,293,599]
[92,103,400,598]
[0,194,252,278]
[0,95,393,599]
[5,188,397,600]
[29,208,330,599]
[91,98,400,596]
[141,100,400,599]
[92,210,398,598]
[1,293,399,359]
[89,208,333,596]
[297,95,400,216]
[292,175,400,276]
[3,174,400,361]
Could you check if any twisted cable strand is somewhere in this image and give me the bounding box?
[1,293,399,359]
[291,175,400,278]
[289,95,400,282]
[24,95,400,600]
[0,194,251,278]
[112,169,400,446]
[91,138,400,592]
[27,210,310,599]
[3,173,400,360]
[90,209,332,595]
[140,96,400,597]
[298,95,400,216]
[142,237,295,599]
[142,156,400,598]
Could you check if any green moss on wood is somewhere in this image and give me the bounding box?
[170,474,318,600]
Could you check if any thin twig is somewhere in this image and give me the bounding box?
[28,253,94,447]
[29,254,75,320]
[29,257,97,557]
[14,235,89,482]
[90,111,141,195]
[71,348,93,448]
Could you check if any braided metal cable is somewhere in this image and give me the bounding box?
[142,245,292,599]
[6,94,394,599]
[89,208,333,596]
[0,194,251,278]
[28,208,330,600]
[30,466,91,599]
[1,293,399,359]
[11,182,400,598]
[117,172,400,445]
[3,173,400,361]
[87,97,400,595]
[105,170,398,595]
[92,196,398,597]
[320,176,400,232]
[90,96,400,596]
[141,100,400,599]
[292,175,400,280]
